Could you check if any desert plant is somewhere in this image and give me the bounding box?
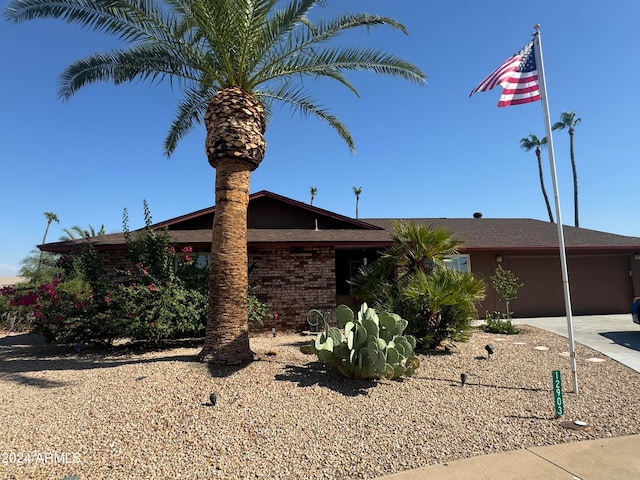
[311,303,420,380]
[401,268,486,349]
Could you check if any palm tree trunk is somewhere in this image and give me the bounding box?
[38,220,52,272]
[569,127,579,227]
[199,158,254,365]
[355,197,359,219]
[199,86,266,366]
[535,148,554,223]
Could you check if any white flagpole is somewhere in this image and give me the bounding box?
[532,25,578,394]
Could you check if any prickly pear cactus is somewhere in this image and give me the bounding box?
[310,303,420,380]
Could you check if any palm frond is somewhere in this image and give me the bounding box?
[164,86,213,157]
[257,84,354,151]
[58,45,198,99]
[5,0,162,43]
[252,11,425,88]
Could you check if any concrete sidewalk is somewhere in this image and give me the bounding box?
[378,434,640,479]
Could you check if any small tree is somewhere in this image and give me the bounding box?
[490,265,524,319]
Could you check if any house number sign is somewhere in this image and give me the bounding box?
[552,370,564,417]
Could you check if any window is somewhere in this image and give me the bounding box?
[443,254,470,273]
[194,254,209,269]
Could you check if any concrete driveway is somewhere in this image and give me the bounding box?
[515,314,640,373]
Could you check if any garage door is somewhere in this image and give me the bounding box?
[505,254,631,317]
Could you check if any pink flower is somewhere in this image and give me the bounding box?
[148,283,157,292]
[11,292,39,307]
[0,286,15,296]
[182,255,192,262]
[273,313,279,319]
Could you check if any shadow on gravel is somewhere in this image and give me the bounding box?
[274,362,377,396]
[505,414,555,421]
[0,334,202,388]
[599,331,640,352]
[418,376,545,393]
[206,362,253,378]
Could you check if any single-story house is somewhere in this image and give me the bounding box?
[40,190,640,331]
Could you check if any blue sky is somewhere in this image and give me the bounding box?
[1,1,638,276]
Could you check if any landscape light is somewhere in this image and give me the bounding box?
[485,344,494,360]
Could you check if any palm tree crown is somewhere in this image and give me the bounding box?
[5,0,425,157]
[384,220,461,276]
[61,224,107,241]
[5,0,425,365]
[519,134,554,223]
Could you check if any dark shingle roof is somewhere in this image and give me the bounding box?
[364,218,640,250]
[40,218,640,254]
[38,190,640,253]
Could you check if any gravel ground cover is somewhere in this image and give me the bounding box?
[1,325,640,480]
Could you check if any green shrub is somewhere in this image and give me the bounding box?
[348,222,486,350]
[482,311,519,335]
[247,290,271,327]
[107,281,206,342]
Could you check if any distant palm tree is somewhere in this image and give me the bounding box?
[552,111,581,227]
[5,0,425,365]
[520,134,554,223]
[310,187,318,206]
[60,224,106,242]
[38,212,59,272]
[353,186,362,219]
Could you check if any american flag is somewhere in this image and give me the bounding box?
[469,41,540,107]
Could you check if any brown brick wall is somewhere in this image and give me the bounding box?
[97,250,136,282]
[249,246,336,332]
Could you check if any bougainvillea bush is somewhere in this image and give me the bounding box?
[1,203,272,345]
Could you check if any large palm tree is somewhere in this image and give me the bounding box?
[309,186,317,206]
[519,134,554,223]
[5,0,425,365]
[552,111,581,227]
